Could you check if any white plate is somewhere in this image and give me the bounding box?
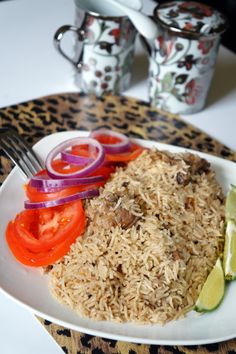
[0,130,236,346]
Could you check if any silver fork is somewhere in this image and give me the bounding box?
[0,128,44,178]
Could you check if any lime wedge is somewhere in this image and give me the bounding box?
[194,258,225,312]
[226,185,236,222]
[223,220,236,280]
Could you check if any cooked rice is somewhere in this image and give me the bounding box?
[48,149,225,325]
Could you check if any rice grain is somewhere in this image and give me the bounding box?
[48,149,225,325]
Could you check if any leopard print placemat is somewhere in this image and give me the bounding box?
[0,92,235,354]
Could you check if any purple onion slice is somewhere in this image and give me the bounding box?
[45,137,105,179]
[24,188,99,209]
[30,175,104,191]
[90,129,131,154]
[61,151,94,166]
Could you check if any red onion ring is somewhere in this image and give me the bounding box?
[90,129,131,154]
[61,151,94,166]
[30,175,104,190]
[45,137,105,179]
[24,188,99,209]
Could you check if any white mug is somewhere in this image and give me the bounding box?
[54,0,137,96]
[142,1,228,114]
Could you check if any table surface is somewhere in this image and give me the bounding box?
[0,0,235,353]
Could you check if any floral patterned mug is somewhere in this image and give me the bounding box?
[142,1,228,114]
[54,0,137,96]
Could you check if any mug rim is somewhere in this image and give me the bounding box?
[74,0,130,21]
[153,3,229,40]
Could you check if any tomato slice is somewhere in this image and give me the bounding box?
[92,134,121,145]
[6,200,85,266]
[25,181,104,203]
[71,145,96,159]
[89,165,116,179]
[14,200,84,251]
[51,159,83,174]
[105,144,145,162]
[31,163,83,177]
[71,136,121,157]
[72,142,144,164]
[25,167,105,203]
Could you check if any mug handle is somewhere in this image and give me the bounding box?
[54,25,85,70]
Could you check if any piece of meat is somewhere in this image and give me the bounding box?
[183,154,210,175]
[184,196,195,210]
[172,250,182,260]
[153,151,181,166]
[176,171,190,185]
[176,154,211,185]
[114,207,139,229]
[104,192,119,203]
[87,198,139,230]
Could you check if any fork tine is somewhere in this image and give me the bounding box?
[6,136,38,176]
[0,129,44,178]
[11,132,44,172]
[0,138,35,178]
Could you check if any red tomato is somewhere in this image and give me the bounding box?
[25,166,105,203]
[71,136,121,157]
[93,134,121,145]
[72,142,144,164]
[25,181,105,203]
[71,145,96,158]
[6,200,85,266]
[51,159,82,174]
[105,144,145,162]
[30,163,82,177]
[89,165,116,179]
[15,201,84,251]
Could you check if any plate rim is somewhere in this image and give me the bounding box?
[1,287,236,346]
[1,130,236,346]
